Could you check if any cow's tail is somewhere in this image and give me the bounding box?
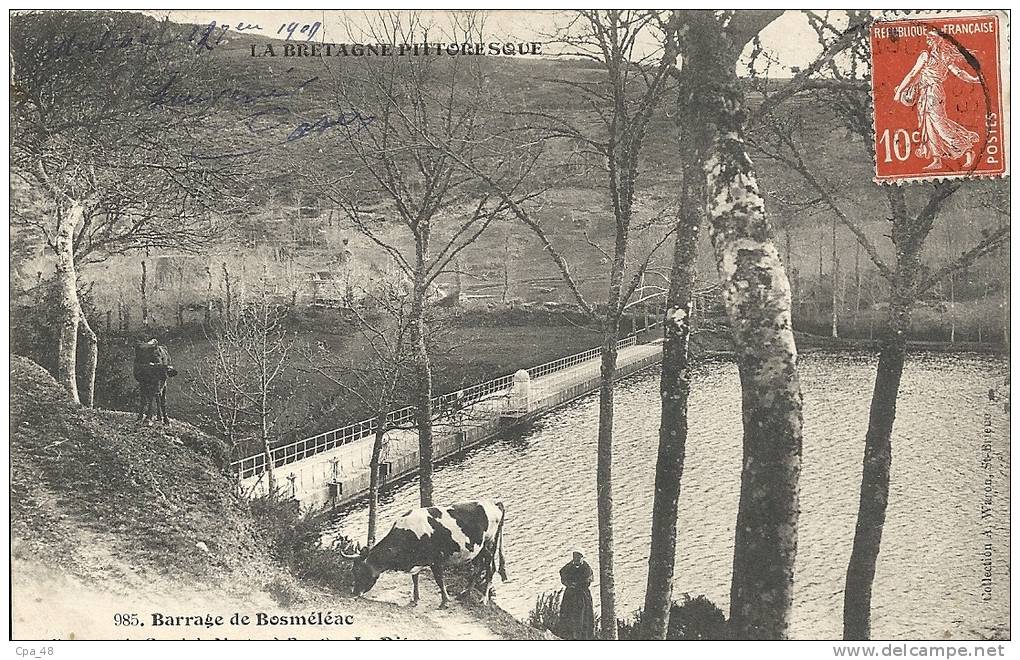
[494,501,507,582]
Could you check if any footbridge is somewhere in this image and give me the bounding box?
[233,326,664,510]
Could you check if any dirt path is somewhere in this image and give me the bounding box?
[11,559,497,640]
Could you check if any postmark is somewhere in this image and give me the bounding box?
[870,13,1008,183]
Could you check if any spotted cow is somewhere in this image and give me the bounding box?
[343,500,507,608]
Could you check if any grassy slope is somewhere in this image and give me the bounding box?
[9,355,542,640]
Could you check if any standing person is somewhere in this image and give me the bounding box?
[893,29,981,171]
[557,551,595,640]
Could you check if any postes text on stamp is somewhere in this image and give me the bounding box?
[870,14,1007,182]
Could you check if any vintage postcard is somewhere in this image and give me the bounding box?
[7,7,1011,653]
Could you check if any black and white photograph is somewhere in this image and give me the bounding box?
[7,7,1011,651]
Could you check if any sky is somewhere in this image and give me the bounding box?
[144,10,838,75]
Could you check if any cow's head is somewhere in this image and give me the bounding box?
[350,557,381,596]
[340,545,377,596]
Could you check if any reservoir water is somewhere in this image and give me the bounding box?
[325,351,1009,639]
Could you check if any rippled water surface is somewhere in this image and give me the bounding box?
[326,351,1009,639]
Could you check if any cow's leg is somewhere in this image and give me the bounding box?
[409,571,420,607]
[474,557,496,604]
[459,553,485,600]
[478,576,494,605]
[141,392,152,424]
[138,387,151,424]
[432,565,450,609]
[158,384,169,424]
[458,571,476,600]
[481,562,498,604]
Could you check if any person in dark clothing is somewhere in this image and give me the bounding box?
[133,338,177,425]
[557,551,595,640]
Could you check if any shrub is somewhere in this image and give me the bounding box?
[616,608,643,640]
[249,494,355,594]
[177,427,230,471]
[528,589,563,632]
[263,572,305,607]
[616,594,728,640]
[667,594,728,640]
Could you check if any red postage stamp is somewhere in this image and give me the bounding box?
[870,13,1008,182]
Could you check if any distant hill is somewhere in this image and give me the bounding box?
[10,11,1008,327]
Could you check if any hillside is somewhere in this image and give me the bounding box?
[10,11,1007,352]
[9,356,541,640]
[11,10,1007,303]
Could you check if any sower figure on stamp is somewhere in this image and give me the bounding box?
[894,29,981,171]
[556,551,595,640]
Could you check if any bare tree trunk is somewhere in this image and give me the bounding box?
[854,243,862,332]
[175,265,186,327]
[818,228,824,285]
[596,324,619,640]
[222,262,233,323]
[453,258,464,306]
[259,360,276,495]
[784,225,795,307]
[368,414,386,547]
[711,148,803,641]
[140,259,149,327]
[205,265,213,325]
[643,214,699,638]
[79,314,98,408]
[831,218,839,338]
[640,272,649,332]
[689,11,804,638]
[413,284,435,508]
[642,79,708,638]
[784,225,793,270]
[843,284,913,639]
[55,203,84,404]
[843,184,941,640]
[502,229,512,303]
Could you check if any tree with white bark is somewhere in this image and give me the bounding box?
[748,10,1009,639]
[10,11,245,406]
[656,9,808,639]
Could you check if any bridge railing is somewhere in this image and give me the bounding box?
[231,321,660,479]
